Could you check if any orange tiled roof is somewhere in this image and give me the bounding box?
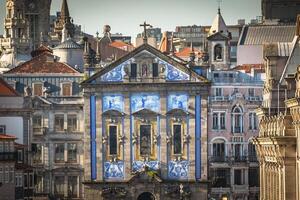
[31,44,53,58]
[175,47,202,57]
[5,52,80,74]
[234,64,265,73]
[0,77,19,96]
[0,134,17,140]
[110,41,130,48]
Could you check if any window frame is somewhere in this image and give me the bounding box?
[54,114,65,132]
[61,82,72,96]
[172,123,183,155]
[32,82,43,96]
[54,143,65,163]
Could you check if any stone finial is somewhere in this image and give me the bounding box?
[296,14,300,36]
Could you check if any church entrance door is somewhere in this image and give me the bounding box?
[137,192,155,200]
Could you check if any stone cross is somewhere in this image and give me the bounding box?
[140,21,152,44]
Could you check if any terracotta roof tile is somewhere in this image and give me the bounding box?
[31,44,53,58]
[0,77,19,96]
[5,52,80,74]
[234,64,265,73]
[0,134,17,140]
[175,47,202,58]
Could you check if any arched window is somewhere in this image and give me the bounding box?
[232,106,243,133]
[214,44,223,61]
[212,139,226,162]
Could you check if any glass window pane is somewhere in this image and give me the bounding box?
[173,124,182,154]
[109,126,117,155]
[140,125,151,156]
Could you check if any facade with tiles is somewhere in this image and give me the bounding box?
[82,43,209,200]
[2,48,85,199]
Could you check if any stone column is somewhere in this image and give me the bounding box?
[96,94,103,180]
[124,92,131,180]
[160,91,167,179]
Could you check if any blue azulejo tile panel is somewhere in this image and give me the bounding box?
[131,93,160,113]
[166,64,189,81]
[168,161,189,179]
[103,94,124,112]
[167,93,189,111]
[101,64,125,82]
[132,161,160,172]
[104,161,124,179]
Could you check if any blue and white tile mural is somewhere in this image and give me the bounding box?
[101,65,125,82]
[168,161,189,179]
[103,94,124,112]
[168,93,189,111]
[132,161,160,172]
[131,93,160,113]
[165,64,189,81]
[104,161,124,179]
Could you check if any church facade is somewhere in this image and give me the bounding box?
[82,43,210,199]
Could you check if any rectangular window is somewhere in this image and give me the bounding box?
[0,125,6,134]
[29,173,33,187]
[35,176,43,193]
[68,176,78,198]
[140,125,151,156]
[213,143,225,157]
[248,88,255,97]
[249,168,259,187]
[67,143,77,162]
[173,124,182,155]
[211,169,230,187]
[152,63,159,77]
[33,83,43,96]
[55,144,64,162]
[33,115,42,134]
[67,115,77,132]
[249,113,257,130]
[62,83,72,96]
[17,150,23,162]
[130,63,137,78]
[109,125,117,156]
[234,169,243,185]
[220,113,226,129]
[9,167,13,183]
[213,113,218,129]
[214,88,223,96]
[0,167,2,183]
[32,143,42,163]
[55,115,64,131]
[24,173,28,188]
[54,176,65,197]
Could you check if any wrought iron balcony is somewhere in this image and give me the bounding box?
[233,156,247,162]
[209,156,230,163]
[248,155,258,162]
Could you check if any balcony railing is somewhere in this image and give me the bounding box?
[209,155,258,163]
[232,127,243,134]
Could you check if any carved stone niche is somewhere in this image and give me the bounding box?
[295,66,300,98]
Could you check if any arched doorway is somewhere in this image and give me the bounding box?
[137,192,155,200]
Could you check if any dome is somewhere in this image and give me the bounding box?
[54,38,82,49]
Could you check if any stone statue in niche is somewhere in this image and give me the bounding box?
[124,65,130,77]
[142,63,148,77]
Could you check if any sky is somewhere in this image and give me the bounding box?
[0,0,261,38]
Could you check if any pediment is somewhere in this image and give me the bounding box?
[132,108,160,116]
[166,108,189,116]
[102,109,125,117]
[82,44,208,84]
